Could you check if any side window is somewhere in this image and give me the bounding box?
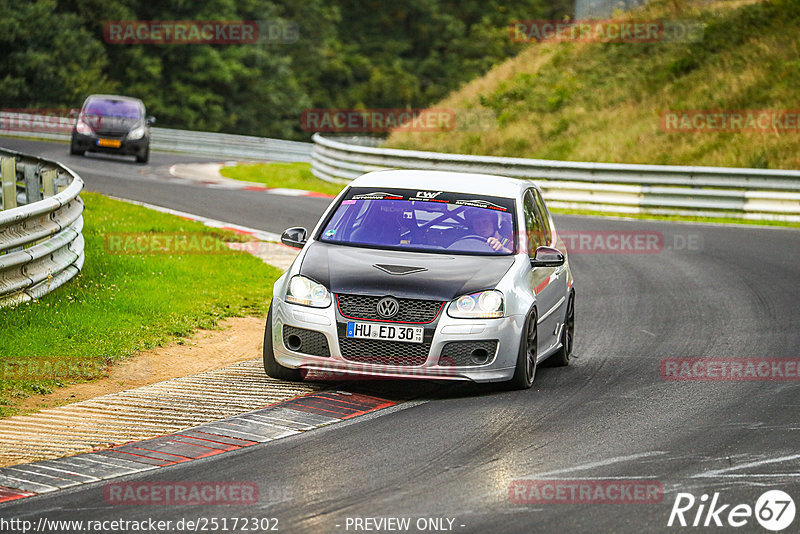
[523,191,546,257]
[532,189,552,244]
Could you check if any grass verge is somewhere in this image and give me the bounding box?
[0,192,282,417]
[219,162,344,196]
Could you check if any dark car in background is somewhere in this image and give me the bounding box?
[70,95,155,163]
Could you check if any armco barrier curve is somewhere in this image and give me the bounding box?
[310,133,800,222]
[0,111,312,163]
[0,148,84,307]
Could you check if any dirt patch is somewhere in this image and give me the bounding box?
[16,316,267,415]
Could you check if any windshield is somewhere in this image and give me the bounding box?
[319,187,516,255]
[83,98,142,119]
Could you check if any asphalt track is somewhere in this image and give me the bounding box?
[1,138,799,533]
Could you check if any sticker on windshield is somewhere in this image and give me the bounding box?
[454,199,509,211]
[351,191,403,200]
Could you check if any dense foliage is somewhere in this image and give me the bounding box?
[0,0,569,139]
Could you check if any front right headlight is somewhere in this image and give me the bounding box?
[447,290,504,319]
[127,125,146,140]
[285,275,331,308]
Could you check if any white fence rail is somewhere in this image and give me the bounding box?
[310,134,800,222]
[0,111,312,162]
[0,148,85,307]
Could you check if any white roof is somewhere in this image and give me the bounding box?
[350,170,536,199]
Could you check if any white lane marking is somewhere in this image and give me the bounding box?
[523,451,666,479]
[107,196,281,241]
[692,473,800,479]
[21,464,100,481]
[0,474,58,493]
[692,453,800,478]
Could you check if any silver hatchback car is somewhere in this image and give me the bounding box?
[264,170,575,389]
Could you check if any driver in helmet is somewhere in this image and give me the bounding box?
[465,209,511,253]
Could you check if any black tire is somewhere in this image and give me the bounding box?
[136,145,149,164]
[545,290,574,367]
[70,144,84,156]
[508,309,538,390]
[263,304,303,381]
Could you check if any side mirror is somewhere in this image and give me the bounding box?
[281,227,308,249]
[530,246,564,267]
[146,116,156,125]
[69,109,80,118]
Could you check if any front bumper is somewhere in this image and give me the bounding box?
[270,297,524,383]
[71,132,149,157]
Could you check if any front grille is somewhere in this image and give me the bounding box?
[283,325,331,357]
[336,294,443,323]
[438,340,498,366]
[339,337,431,366]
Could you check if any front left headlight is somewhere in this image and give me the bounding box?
[447,290,504,319]
[127,125,146,140]
[75,120,93,135]
[285,275,331,308]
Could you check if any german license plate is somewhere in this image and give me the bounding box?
[97,138,121,148]
[346,322,423,343]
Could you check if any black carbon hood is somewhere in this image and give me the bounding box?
[299,241,515,301]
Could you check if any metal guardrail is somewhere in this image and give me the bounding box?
[310,134,800,222]
[150,128,312,162]
[0,111,312,163]
[0,148,85,307]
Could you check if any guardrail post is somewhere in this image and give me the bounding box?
[24,164,43,204]
[1,156,17,210]
[42,169,57,197]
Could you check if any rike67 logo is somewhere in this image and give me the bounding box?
[668,490,795,531]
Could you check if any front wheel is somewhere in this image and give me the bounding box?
[508,310,537,389]
[70,144,84,156]
[263,304,303,381]
[136,145,149,164]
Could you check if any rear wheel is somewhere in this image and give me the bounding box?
[508,310,537,389]
[263,304,303,381]
[546,290,574,367]
[70,144,84,156]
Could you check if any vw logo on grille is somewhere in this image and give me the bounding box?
[376,297,400,318]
